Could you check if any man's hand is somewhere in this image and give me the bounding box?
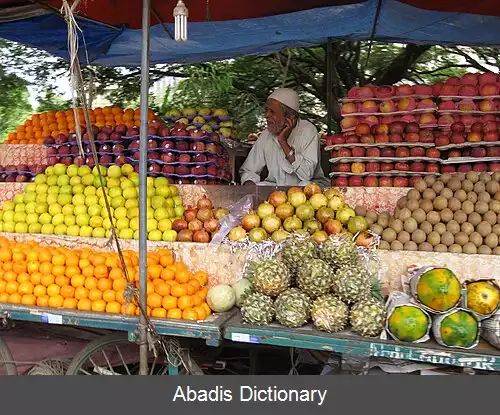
[278,117,296,142]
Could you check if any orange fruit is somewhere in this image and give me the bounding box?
[82,265,95,278]
[191,293,203,307]
[175,271,190,284]
[151,308,167,318]
[91,300,106,312]
[17,273,31,284]
[159,254,174,267]
[79,258,91,269]
[8,293,22,304]
[97,278,112,292]
[121,303,136,315]
[162,295,177,310]
[47,284,61,297]
[55,275,70,287]
[178,295,194,311]
[37,295,49,307]
[112,278,127,292]
[21,294,37,306]
[12,261,27,274]
[198,287,208,300]
[12,251,26,262]
[102,290,116,303]
[201,302,212,317]
[89,254,106,267]
[193,271,208,287]
[170,284,188,298]
[65,266,80,278]
[77,299,92,311]
[74,286,89,300]
[65,255,80,267]
[105,301,121,313]
[2,262,13,272]
[3,271,17,282]
[60,285,75,299]
[154,283,170,297]
[105,256,119,268]
[109,268,123,281]
[146,281,154,295]
[182,309,198,321]
[63,298,78,309]
[33,285,47,297]
[6,281,19,295]
[71,275,85,288]
[27,251,40,262]
[52,254,65,266]
[147,293,162,309]
[188,279,201,292]
[152,278,163,287]
[185,284,196,295]
[94,264,108,279]
[48,295,64,308]
[52,265,65,277]
[0,250,12,262]
[39,262,52,275]
[27,260,40,273]
[84,276,98,290]
[193,306,207,320]
[148,265,162,280]
[167,308,182,319]
[115,290,126,305]
[174,262,187,273]
[18,281,34,295]
[0,280,6,293]
[160,268,175,281]
[88,288,103,301]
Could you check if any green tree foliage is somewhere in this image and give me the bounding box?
[36,90,72,113]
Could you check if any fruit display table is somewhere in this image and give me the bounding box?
[224,313,500,372]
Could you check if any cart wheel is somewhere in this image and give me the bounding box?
[66,333,187,375]
[0,335,18,375]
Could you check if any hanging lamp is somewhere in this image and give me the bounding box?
[173,0,189,42]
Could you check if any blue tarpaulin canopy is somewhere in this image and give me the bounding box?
[0,0,498,66]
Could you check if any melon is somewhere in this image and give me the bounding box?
[466,281,500,316]
[415,268,461,312]
[232,278,253,307]
[438,309,478,349]
[206,284,236,313]
[387,305,430,342]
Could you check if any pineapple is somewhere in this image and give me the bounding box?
[350,298,386,337]
[280,237,318,278]
[311,295,349,333]
[332,263,371,304]
[319,233,360,269]
[297,258,334,298]
[275,288,311,328]
[241,292,275,325]
[251,259,290,297]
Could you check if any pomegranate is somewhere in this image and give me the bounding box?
[177,229,193,242]
[188,218,203,232]
[267,191,287,207]
[184,206,198,222]
[241,213,261,231]
[193,230,211,243]
[197,195,213,210]
[204,217,219,233]
[197,207,214,222]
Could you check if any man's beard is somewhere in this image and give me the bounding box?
[267,120,285,136]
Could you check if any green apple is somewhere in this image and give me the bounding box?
[35,184,49,194]
[53,163,67,176]
[173,196,182,206]
[34,174,47,185]
[121,178,134,190]
[48,185,60,195]
[93,165,107,177]
[13,211,27,223]
[92,227,106,238]
[107,178,121,188]
[119,228,134,239]
[116,218,130,230]
[158,218,172,232]
[52,213,65,226]
[129,217,139,231]
[148,230,162,241]
[57,175,70,186]
[154,177,169,188]
[46,194,59,206]
[96,188,108,198]
[125,198,138,209]
[129,175,139,187]
[3,221,15,232]
[151,196,165,209]
[174,205,185,217]
[170,186,178,197]
[107,165,122,179]
[25,183,37,193]
[147,187,156,198]
[2,201,15,211]
[45,166,54,176]
[35,203,48,215]
[84,186,96,197]
[72,194,86,206]
[48,204,62,216]
[69,176,82,186]
[84,195,99,207]
[123,187,138,200]
[94,176,107,188]
[89,216,103,228]
[59,185,72,195]
[25,202,37,214]
[110,196,125,209]
[41,223,54,234]
[72,184,85,194]
[23,192,37,203]
[73,205,88,216]
[62,204,75,216]
[46,175,58,186]
[66,225,80,236]
[64,215,76,226]
[15,222,28,233]
[155,186,171,198]
[13,194,24,204]
[154,208,168,221]
[146,177,155,187]
[67,165,79,177]
[162,230,177,242]
[28,223,42,234]
[133,230,139,240]
[57,194,72,206]
[54,224,67,235]
[101,207,114,219]
[36,194,47,204]
[39,212,52,225]
[106,229,112,238]
[81,174,94,186]
[121,164,134,176]
[26,213,39,225]
[102,218,114,230]
[109,187,122,198]
[78,166,91,177]
[87,205,102,217]
[76,213,90,227]
[79,225,93,237]
[165,198,174,208]
[113,207,127,220]
[147,218,158,232]
[2,211,14,222]
[127,207,139,218]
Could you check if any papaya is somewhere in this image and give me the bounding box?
[439,310,478,348]
[415,268,461,312]
[466,281,500,316]
[388,305,430,342]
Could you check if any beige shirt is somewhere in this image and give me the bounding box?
[240,119,328,186]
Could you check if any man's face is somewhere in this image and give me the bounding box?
[265,98,285,136]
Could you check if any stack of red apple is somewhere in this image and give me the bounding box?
[436,73,500,128]
[340,84,438,132]
[436,120,500,174]
[0,164,47,183]
[326,120,441,188]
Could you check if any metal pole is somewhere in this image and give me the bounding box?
[138,0,151,376]
[326,37,333,134]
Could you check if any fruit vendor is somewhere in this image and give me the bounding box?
[240,88,328,187]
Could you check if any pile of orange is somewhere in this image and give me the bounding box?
[5,106,158,145]
[0,236,212,321]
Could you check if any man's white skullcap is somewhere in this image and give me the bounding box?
[268,88,300,112]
